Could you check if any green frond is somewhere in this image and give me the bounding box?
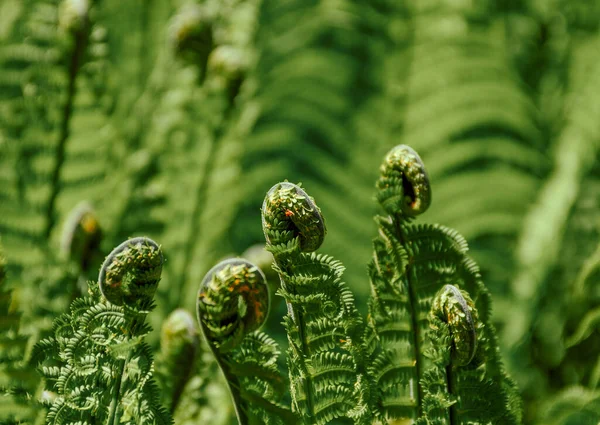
[263,182,378,425]
[197,258,296,425]
[33,237,172,425]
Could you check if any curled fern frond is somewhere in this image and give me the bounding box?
[368,145,522,424]
[197,258,269,353]
[262,182,326,252]
[33,237,172,425]
[263,182,376,425]
[98,236,163,309]
[60,201,102,272]
[197,258,294,425]
[168,3,214,70]
[377,144,432,218]
[155,309,199,413]
[431,284,478,367]
[420,285,520,425]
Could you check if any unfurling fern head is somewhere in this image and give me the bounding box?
[431,284,479,366]
[60,201,102,271]
[377,144,432,217]
[261,182,326,252]
[197,258,269,353]
[98,237,163,308]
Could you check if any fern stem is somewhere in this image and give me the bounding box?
[446,365,456,425]
[395,216,424,413]
[279,274,316,420]
[44,25,88,239]
[106,355,129,425]
[203,324,249,425]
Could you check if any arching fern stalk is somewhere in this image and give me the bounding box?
[196,258,296,425]
[32,237,172,424]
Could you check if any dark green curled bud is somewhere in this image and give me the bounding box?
[98,237,163,308]
[197,259,269,353]
[377,144,431,216]
[261,182,326,252]
[432,284,478,367]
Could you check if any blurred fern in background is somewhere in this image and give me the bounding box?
[1,0,600,423]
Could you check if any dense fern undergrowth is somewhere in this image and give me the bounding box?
[1,0,600,424]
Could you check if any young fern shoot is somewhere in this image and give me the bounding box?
[262,182,376,425]
[368,145,522,424]
[197,258,296,425]
[33,237,172,425]
[155,309,200,413]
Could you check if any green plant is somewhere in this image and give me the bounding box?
[3,0,600,423]
[175,145,518,424]
[32,237,171,424]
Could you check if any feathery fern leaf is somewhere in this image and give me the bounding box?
[32,237,172,424]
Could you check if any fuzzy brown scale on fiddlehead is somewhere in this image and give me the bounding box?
[431,284,478,367]
[262,182,327,252]
[197,258,270,354]
[377,144,432,217]
[98,237,163,309]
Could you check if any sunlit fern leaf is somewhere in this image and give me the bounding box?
[0,0,102,282]
[405,2,543,270]
[505,32,600,401]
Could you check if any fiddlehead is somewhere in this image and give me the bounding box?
[262,182,376,425]
[369,145,522,424]
[33,237,171,425]
[98,236,163,310]
[197,258,294,425]
[431,285,478,367]
[197,258,269,353]
[377,144,431,218]
[262,182,326,252]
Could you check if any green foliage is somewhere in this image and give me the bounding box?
[32,238,171,425]
[0,245,44,425]
[197,259,295,425]
[262,182,374,424]
[1,0,600,424]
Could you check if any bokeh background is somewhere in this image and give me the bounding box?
[1,0,600,423]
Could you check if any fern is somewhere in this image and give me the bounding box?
[505,30,600,403]
[32,237,171,424]
[196,258,296,425]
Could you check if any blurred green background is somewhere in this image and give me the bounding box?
[1,0,600,423]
